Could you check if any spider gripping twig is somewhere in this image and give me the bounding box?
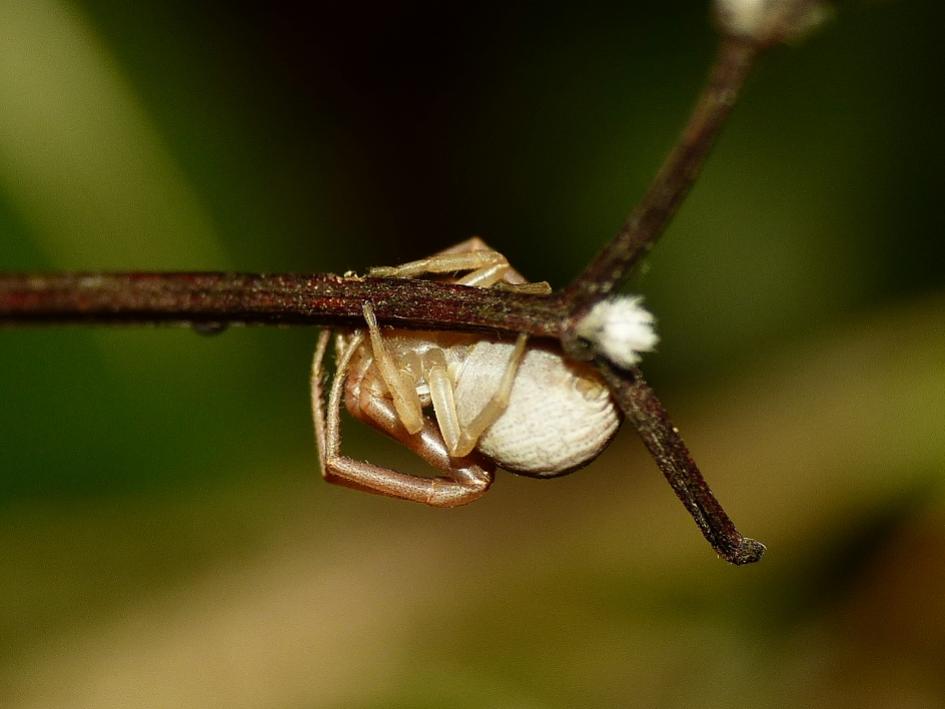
[311,238,627,507]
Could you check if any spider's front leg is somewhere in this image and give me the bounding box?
[310,328,494,508]
[368,246,511,287]
[423,336,527,458]
[369,238,552,293]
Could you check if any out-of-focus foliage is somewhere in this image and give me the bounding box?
[1,2,943,707]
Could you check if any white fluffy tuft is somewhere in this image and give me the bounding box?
[574,296,658,369]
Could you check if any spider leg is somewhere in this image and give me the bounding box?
[422,347,462,454]
[454,262,510,288]
[369,249,509,284]
[493,280,553,295]
[419,337,524,458]
[318,341,493,507]
[362,302,424,434]
[372,236,546,292]
[454,333,527,456]
[310,329,333,472]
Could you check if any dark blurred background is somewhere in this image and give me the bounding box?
[1,1,943,706]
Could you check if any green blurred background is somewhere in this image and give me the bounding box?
[1,1,943,706]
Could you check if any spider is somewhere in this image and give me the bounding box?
[310,238,655,507]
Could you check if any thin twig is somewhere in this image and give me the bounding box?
[599,362,766,565]
[0,272,566,338]
[561,38,759,319]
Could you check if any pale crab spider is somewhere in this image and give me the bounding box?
[310,238,646,507]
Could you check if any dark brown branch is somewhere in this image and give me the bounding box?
[599,362,766,564]
[561,38,759,318]
[0,272,567,338]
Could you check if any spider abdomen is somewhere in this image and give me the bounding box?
[452,342,621,477]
